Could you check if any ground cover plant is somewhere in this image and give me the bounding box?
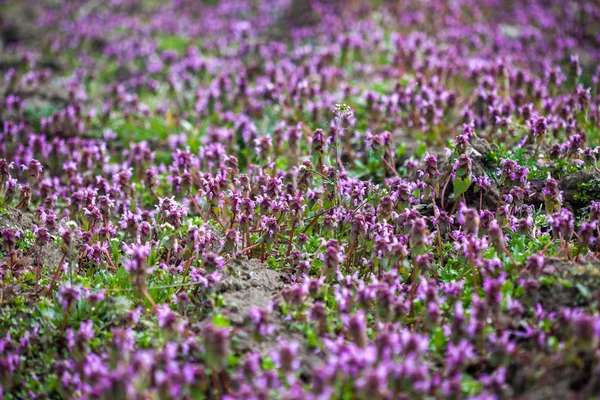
[1,0,600,398]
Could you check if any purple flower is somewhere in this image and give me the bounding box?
[446,339,475,373]
[271,340,301,373]
[204,324,230,371]
[346,311,368,348]
[57,284,82,310]
[156,304,184,333]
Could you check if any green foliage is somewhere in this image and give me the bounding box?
[573,178,600,203]
[16,229,35,252]
[452,175,472,199]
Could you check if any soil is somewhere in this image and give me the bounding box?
[509,257,600,399]
[511,362,595,400]
[535,257,600,313]
[0,4,40,47]
[0,207,64,304]
[214,257,323,376]
[0,206,63,271]
[559,171,600,211]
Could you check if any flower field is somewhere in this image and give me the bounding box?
[1,0,600,398]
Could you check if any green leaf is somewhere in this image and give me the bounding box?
[261,356,275,370]
[576,283,591,299]
[461,373,483,396]
[453,176,472,199]
[416,142,427,158]
[430,327,447,351]
[211,314,231,328]
[305,328,319,348]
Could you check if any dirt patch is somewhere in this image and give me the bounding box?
[510,360,595,400]
[559,171,600,211]
[0,206,63,271]
[218,258,284,290]
[532,257,600,313]
[0,3,43,47]
[508,257,600,399]
[13,85,71,108]
[215,258,323,375]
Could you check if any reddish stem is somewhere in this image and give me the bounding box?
[440,174,451,210]
[382,157,399,178]
[286,219,297,258]
[142,287,157,310]
[46,253,67,295]
[496,185,505,214]
[103,249,117,271]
